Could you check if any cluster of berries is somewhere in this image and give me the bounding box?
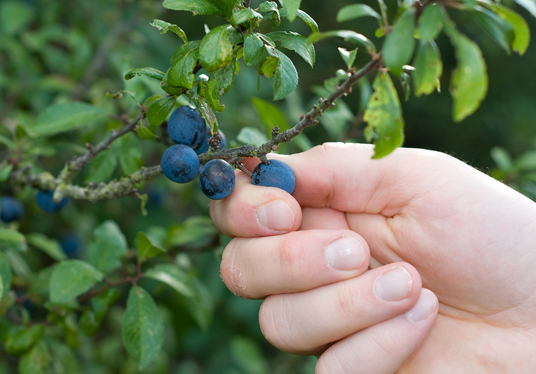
[161,105,296,200]
[0,191,68,223]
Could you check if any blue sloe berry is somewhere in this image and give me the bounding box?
[195,126,227,155]
[0,196,24,223]
[168,106,207,147]
[199,159,235,200]
[36,190,69,213]
[161,144,200,183]
[251,160,295,194]
[60,233,82,258]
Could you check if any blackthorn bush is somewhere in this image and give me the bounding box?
[251,160,296,195]
[36,190,69,213]
[161,144,200,183]
[199,159,235,200]
[0,196,24,223]
[168,106,207,147]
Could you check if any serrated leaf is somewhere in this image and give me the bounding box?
[150,20,187,42]
[145,263,196,298]
[413,40,443,96]
[513,0,536,18]
[418,4,443,42]
[205,56,237,112]
[165,41,201,91]
[119,133,142,175]
[0,228,27,252]
[199,25,234,72]
[124,67,165,81]
[137,232,166,263]
[0,251,12,301]
[26,102,107,137]
[27,233,66,261]
[5,325,45,355]
[147,96,175,126]
[337,4,381,22]
[383,8,416,76]
[363,71,405,158]
[49,260,103,303]
[18,341,51,374]
[237,127,269,146]
[486,4,530,55]
[259,56,279,78]
[243,33,265,66]
[273,49,298,100]
[444,20,488,122]
[280,0,301,22]
[296,9,319,33]
[252,97,288,137]
[267,31,315,67]
[473,6,515,53]
[86,220,127,275]
[122,286,164,370]
[338,47,358,68]
[307,30,376,56]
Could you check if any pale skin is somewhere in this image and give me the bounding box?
[210,143,536,373]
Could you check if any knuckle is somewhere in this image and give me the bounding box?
[335,279,364,319]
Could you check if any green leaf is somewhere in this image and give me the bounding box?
[146,96,175,126]
[0,1,34,36]
[418,4,443,42]
[48,340,82,374]
[267,31,316,67]
[84,142,119,184]
[162,0,221,15]
[252,97,288,137]
[3,249,31,280]
[237,127,269,146]
[119,133,142,175]
[26,102,107,137]
[26,233,67,261]
[181,278,213,331]
[491,147,513,171]
[338,47,358,68]
[243,33,265,66]
[137,232,166,263]
[231,336,270,374]
[280,0,301,22]
[205,56,238,112]
[0,228,27,252]
[273,49,298,101]
[413,40,443,97]
[199,25,234,72]
[150,20,187,42]
[513,0,536,18]
[444,20,488,122]
[124,67,165,81]
[0,162,13,183]
[258,56,280,78]
[307,30,376,57]
[231,8,262,27]
[363,71,405,158]
[145,263,196,298]
[336,4,381,22]
[472,6,515,53]
[18,341,51,374]
[383,8,416,76]
[166,216,219,248]
[296,9,319,33]
[122,286,164,370]
[0,135,15,149]
[86,220,127,275]
[487,4,530,55]
[165,41,201,91]
[0,251,12,302]
[49,260,104,303]
[136,125,158,140]
[4,325,45,355]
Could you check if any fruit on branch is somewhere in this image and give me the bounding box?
[251,160,296,194]
[161,144,200,183]
[199,159,236,200]
[168,105,207,147]
[36,190,69,213]
[195,126,227,155]
[0,196,24,223]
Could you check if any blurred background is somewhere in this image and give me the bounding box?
[1,0,535,373]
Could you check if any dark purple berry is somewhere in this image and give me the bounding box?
[251,160,295,194]
[0,196,24,223]
[36,190,68,213]
[168,106,207,147]
[161,144,200,183]
[199,160,235,200]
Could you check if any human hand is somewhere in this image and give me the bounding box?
[210,143,536,373]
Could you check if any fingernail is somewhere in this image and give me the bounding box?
[257,200,294,232]
[405,289,438,323]
[325,237,365,271]
[373,267,412,302]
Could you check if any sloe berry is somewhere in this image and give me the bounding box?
[251,160,295,194]
[161,144,200,183]
[36,190,69,213]
[168,106,207,147]
[195,126,227,155]
[0,196,24,223]
[199,159,235,200]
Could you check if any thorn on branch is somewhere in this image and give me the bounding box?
[272,126,280,139]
